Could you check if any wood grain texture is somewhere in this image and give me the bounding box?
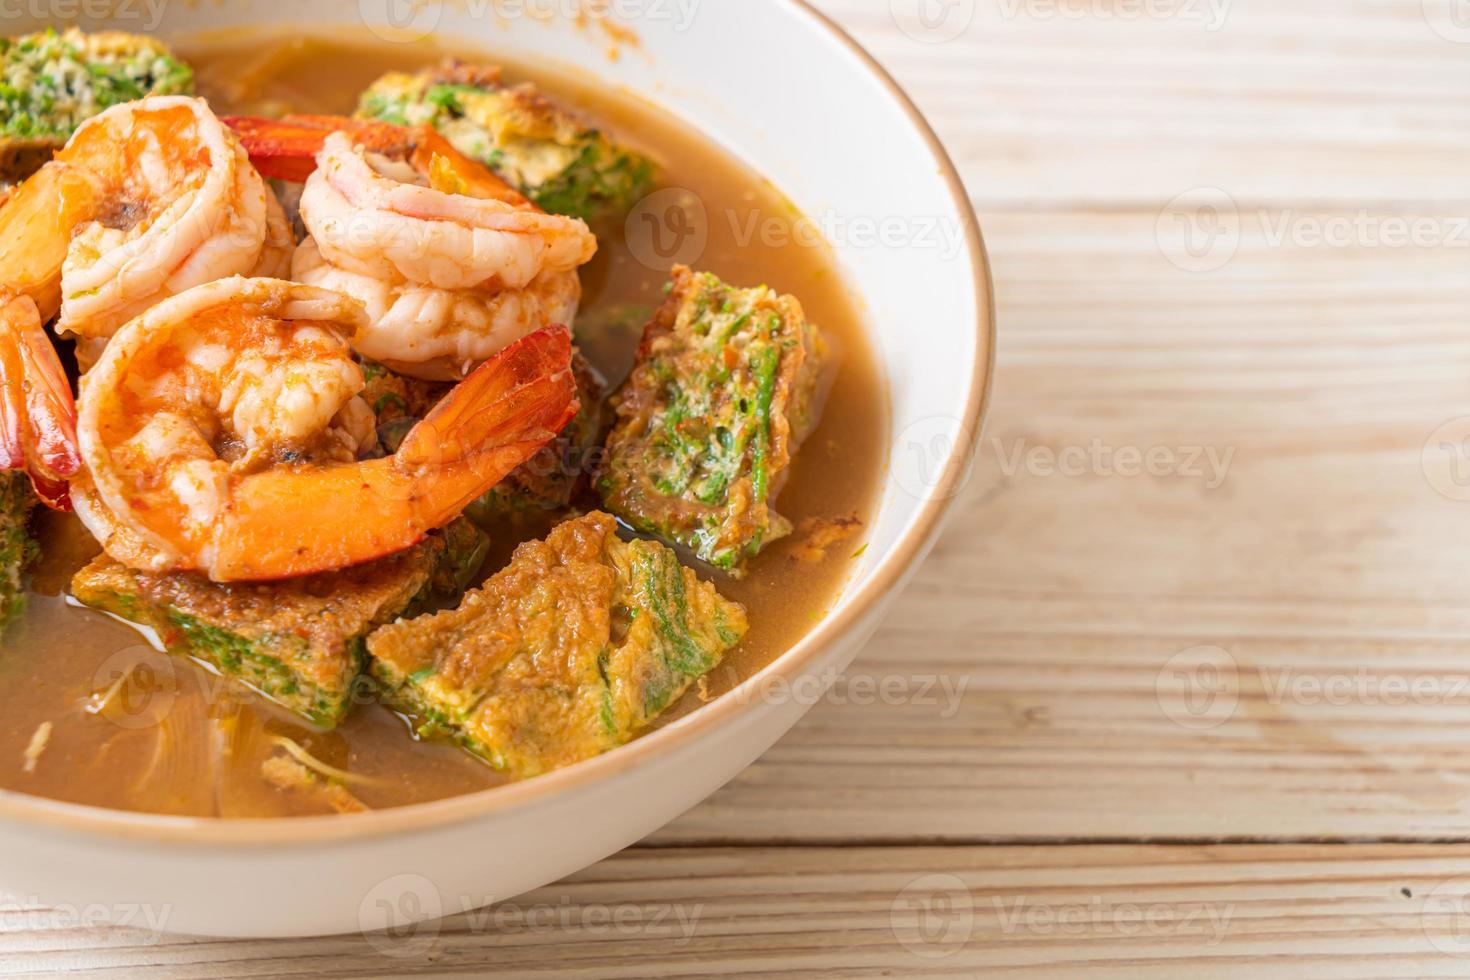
[11,0,1470,975]
[10,846,1470,977]
[652,204,1470,843]
[819,0,1470,207]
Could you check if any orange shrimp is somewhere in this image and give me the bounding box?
[224,114,533,207]
[0,96,284,509]
[0,160,103,508]
[226,114,595,382]
[75,277,577,582]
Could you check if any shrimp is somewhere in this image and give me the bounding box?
[51,96,277,341]
[250,188,297,280]
[74,277,577,582]
[306,129,594,290]
[0,96,290,506]
[0,295,79,509]
[230,114,595,382]
[230,117,596,291]
[292,236,581,382]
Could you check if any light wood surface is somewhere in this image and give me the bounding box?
[7,1,1470,975]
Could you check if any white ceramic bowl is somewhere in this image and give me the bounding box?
[0,0,993,938]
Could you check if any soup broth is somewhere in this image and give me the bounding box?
[0,31,886,817]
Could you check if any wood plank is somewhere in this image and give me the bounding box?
[8,845,1470,977]
[11,0,1470,972]
[812,0,1470,206]
[652,205,1470,843]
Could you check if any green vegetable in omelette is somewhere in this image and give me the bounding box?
[367,511,747,778]
[598,266,830,575]
[71,520,488,728]
[355,61,654,222]
[0,28,194,181]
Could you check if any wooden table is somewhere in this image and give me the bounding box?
[9,1,1470,975]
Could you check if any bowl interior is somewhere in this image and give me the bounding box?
[13,0,983,605]
[0,0,990,833]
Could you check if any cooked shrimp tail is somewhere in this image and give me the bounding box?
[77,277,578,582]
[210,325,577,581]
[226,114,531,206]
[396,321,579,498]
[223,114,410,183]
[0,294,79,510]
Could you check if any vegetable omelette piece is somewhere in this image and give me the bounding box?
[355,60,654,222]
[71,521,488,727]
[0,472,36,631]
[598,266,829,574]
[368,511,747,778]
[0,28,194,181]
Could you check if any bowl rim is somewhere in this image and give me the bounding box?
[0,0,996,846]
